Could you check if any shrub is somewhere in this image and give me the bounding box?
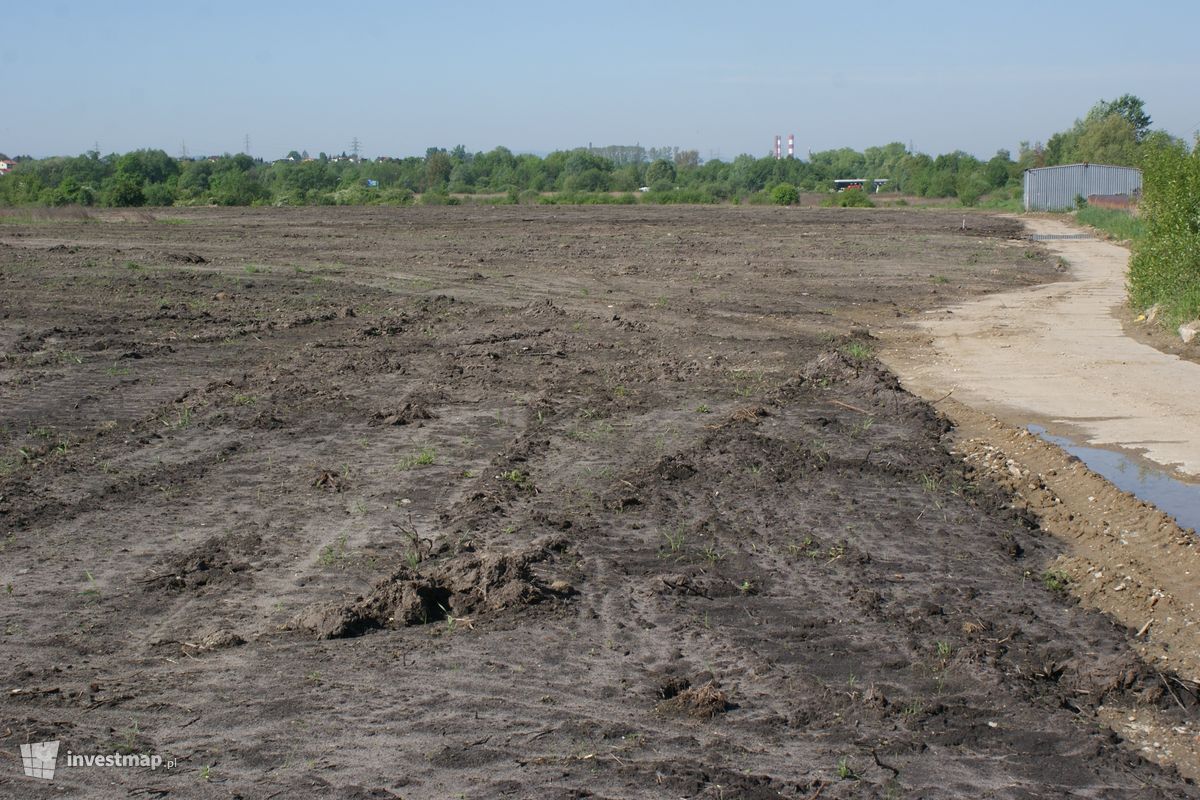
[956,173,991,207]
[770,183,799,206]
[1128,138,1200,326]
[420,191,459,206]
[378,187,415,206]
[820,189,875,208]
[102,174,145,207]
[142,182,177,207]
[640,188,718,205]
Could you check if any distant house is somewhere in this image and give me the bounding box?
[0,159,16,175]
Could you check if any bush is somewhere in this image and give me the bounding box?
[770,183,799,206]
[420,191,459,206]
[956,173,990,207]
[102,174,145,207]
[640,188,718,205]
[378,187,415,206]
[820,189,875,208]
[143,182,177,207]
[208,171,268,206]
[1128,139,1200,326]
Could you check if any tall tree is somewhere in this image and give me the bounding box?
[1105,94,1152,141]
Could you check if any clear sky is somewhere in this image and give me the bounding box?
[2,0,1196,161]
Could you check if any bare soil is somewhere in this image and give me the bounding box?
[1,206,1195,799]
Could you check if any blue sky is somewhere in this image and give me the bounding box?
[2,1,1196,161]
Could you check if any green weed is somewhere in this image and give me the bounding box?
[398,447,437,470]
[1042,569,1070,593]
[318,535,350,567]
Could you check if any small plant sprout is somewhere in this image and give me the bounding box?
[662,527,686,556]
[499,469,533,490]
[318,535,349,567]
[936,640,952,659]
[836,757,858,780]
[1042,569,1070,593]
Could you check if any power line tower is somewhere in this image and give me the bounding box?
[350,137,361,160]
[243,133,251,155]
[179,141,189,160]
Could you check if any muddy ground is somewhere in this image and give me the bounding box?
[0,206,1195,798]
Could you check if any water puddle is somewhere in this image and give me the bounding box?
[1028,424,1200,532]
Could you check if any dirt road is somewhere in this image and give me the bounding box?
[887,215,1200,477]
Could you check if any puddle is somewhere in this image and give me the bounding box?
[1028,424,1200,532]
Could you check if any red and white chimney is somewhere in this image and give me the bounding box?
[774,135,782,160]
[787,134,794,159]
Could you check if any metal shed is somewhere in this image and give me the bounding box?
[1023,163,1142,211]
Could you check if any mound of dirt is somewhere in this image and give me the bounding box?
[370,400,436,427]
[143,532,261,592]
[294,538,571,639]
[656,678,731,719]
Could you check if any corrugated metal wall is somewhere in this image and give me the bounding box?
[1023,164,1142,211]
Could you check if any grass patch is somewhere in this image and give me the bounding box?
[398,447,437,470]
[843,341,873,361]
[1075,207,1144,242]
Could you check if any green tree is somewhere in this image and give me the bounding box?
[1075,114,1139,166]
[424,150,452,191]
[1103,94,1152,141]
[209,170,267,205]
[645,159,676,187]
[984,150,1013,187]
[115,149,178,185]
[102,173,145,207]
[567,168,610,192]
[956,171,991,206]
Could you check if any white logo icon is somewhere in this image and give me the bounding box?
[20,740,60,780]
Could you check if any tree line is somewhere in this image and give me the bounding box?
[0,95,1174,209]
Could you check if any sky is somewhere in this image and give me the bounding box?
[2,0,1197,162]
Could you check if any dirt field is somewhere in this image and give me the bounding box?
[1,206,1195,798]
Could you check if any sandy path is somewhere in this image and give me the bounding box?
[887,215,1200,478]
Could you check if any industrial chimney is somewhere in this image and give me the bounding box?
[787,134,795,159]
